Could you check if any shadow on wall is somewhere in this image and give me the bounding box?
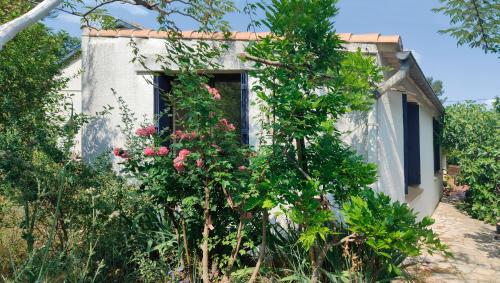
[340,111,369,160]
[82,116,116,162]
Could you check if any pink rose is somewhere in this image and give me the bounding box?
[113,147,129,158]
[212,92,221,100]
[157,146,169,156]
[179,149,191,158]
[144,146,156,156]
[136,125,156,137]
[227,123,236,131]
[173,156,186,172]
[190,131,197,139]
[136,128,147,136]
[238,165,247,171]
[205,85,221,100]
[196,159,204,168]
[145,125,156,135]
[120,150,129,159]
[220,118,229,126]
[218,118,236,131]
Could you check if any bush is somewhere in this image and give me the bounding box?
[443,100,499,223]
[341,189,448,280]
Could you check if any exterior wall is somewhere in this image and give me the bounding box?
[375,91,406,202]
[60,58,83,153]
[407,103,443,217]
[81,36,154,161]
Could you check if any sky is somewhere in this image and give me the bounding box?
[44,0,499,105]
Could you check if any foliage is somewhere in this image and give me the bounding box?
[342,189,448,279]
[443,101,499,223]
[0,0,450,282]
[241,0,419,281]
[433,0,499,53]
[115,85,255,282]
[0,21,84,259]
[426,76,447,103]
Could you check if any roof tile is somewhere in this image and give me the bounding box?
[84,28,400,45]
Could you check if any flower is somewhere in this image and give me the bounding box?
[145,125,156,135]
[136,125,156,137]
[173,159,185,172]
[136,128,146,136]
[144,146,156,156]
[120,150,129,159]
[174,130,197,140]
[157,146,169,156]
[218,118,236,131]
[227,123,236,131]
[196,159,204,168]
[178,149,191,158]
[173,149,191,172]
[238,165,247,171]
[205,85,221,100]
[113,147,129,158]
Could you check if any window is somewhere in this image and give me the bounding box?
[433,118,441,173]
[402,94,421,194]
[154,73,249,144]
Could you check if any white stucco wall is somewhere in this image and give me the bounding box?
[375,91,406,202]
[81,36,154,160]
[407,102,443,217]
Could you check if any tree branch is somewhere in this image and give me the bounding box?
[0,0,63,50]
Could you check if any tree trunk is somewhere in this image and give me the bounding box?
[202,185,211,283]
[181,218,192,282]
[248,210,268,283]
[0,0,63,50]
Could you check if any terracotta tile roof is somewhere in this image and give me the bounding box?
[83,28,401,45]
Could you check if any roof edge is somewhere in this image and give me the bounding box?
[82,28,401,45]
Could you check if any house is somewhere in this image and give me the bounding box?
[62,28,444,218]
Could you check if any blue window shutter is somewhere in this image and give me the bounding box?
[241,72,249,145]
[402,94,409,194]
[407,102,421,186]
[433,118,441,173]
[154,75,173,135]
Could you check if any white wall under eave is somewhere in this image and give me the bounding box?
[376,90,406,203]
[81,36,154,161]
[407,104,443,218]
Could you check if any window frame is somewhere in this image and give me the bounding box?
[154,72,249,144]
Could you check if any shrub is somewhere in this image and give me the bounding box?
[443,100,499,223]
[342,189,448,280]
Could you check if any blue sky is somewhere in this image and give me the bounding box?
[44,0,499,104]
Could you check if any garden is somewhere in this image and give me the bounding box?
[1,0,498,282]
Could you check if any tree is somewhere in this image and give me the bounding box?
[426,76,447,103]
[433,0,499,54]
[243,0,383,281]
